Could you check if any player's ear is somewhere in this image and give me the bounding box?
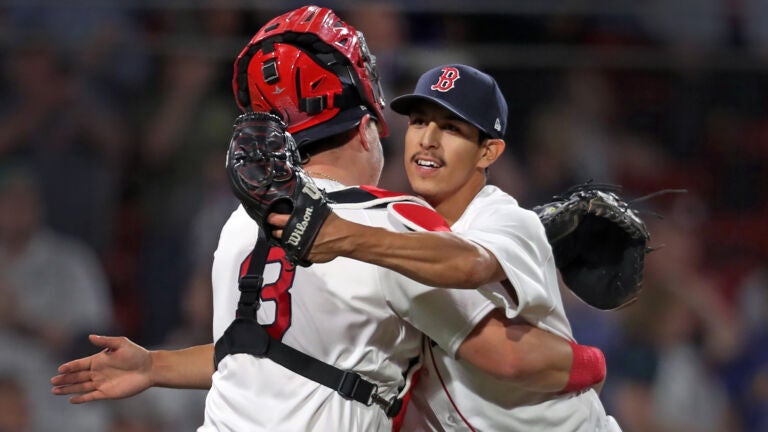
[478,138,505,169]
[358,114,377,152]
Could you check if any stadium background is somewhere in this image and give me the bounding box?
[0,1,766,430]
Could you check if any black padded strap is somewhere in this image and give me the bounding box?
[300,95,327,114]
[212,228,401,417]
[213,317,378,406]
[235,230,270,319]
[262,59,279,84]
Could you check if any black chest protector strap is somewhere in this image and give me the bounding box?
[213,228,402,417]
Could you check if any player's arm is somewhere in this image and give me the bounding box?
[271,212,505,289]
[457,310,605,393]
[51,334,213,404]
[150,343,214,389]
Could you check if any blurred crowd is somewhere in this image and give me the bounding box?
[0,1,766,431]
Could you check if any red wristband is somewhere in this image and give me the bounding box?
[561,341,606,393]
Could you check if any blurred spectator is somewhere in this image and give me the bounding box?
[0,374,30,432]
[742,0,768,55]
[4,2,150,96]
[639,0,730,51]
[0,165,113,358]
[0,332,110,431]
[523,68,622,204]
[723,266,768,432]
[108,386,208,432]
[609,215,743,432]
[165,149,237,348]
[0,38,128,255]
[128,5,241,344]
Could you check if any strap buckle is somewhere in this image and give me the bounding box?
[371,393,403,418]
[237,274,264,319]
[337,371,375,403]
[239,274,264,291]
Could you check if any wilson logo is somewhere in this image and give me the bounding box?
[286,206,314,246]
[302,182,322,200]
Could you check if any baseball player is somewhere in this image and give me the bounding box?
[51,7,605,431]
[394,65,622,432]
[268,64,622,431]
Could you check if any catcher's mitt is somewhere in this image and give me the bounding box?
[533,183,651,310]
[226,112,332,266]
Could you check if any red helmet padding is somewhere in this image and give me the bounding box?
[245,44,345,135]
[233,5,388,144]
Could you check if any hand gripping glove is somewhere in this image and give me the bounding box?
[533,183,651,310]
[226,112,332,266]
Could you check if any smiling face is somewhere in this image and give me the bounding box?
[403,101,502,222]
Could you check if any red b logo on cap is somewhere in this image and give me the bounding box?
[430,67,460,92]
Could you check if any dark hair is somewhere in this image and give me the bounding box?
[478,131,491,145]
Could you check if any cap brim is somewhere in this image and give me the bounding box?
[390,94,489,136]
[390,94,432,116]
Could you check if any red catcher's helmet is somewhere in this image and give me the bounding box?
[233,5,389,147]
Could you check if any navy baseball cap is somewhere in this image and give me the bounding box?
[390,64,508,139]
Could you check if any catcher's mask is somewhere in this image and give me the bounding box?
[233,5,389,147]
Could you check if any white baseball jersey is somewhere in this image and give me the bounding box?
[401,185,622,432]
[199,180,498,432]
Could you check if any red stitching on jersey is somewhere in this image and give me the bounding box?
[428,342,477,432]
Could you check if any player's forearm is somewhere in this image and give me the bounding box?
[500,324,574,392]
[457,311,604,393]
[150,343,214,389]
[458,313,571,391]
[501,334,606,394]
[315,216,503,288]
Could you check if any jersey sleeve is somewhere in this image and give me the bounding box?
[380,268,495,358]
[458,203,560,321]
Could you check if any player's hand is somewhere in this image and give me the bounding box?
[266,212,290,238]
[266,211,346,263]
[51,334,153,404]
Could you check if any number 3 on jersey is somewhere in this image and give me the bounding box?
[239,246,296,339]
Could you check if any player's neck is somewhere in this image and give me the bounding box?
[304,163,357,186]
[306,151,378,187]
[306,169,344,184]
[429,176,485,225]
